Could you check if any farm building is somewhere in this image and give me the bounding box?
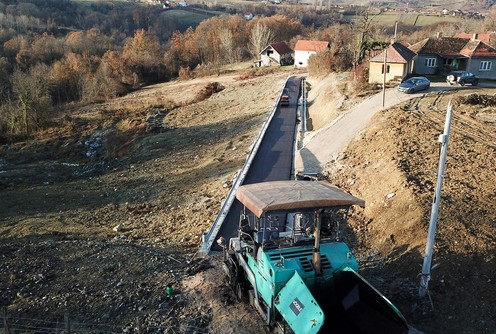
[259,42,293,66]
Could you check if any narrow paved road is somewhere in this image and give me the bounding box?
[294,82,472,173]
[211,76,302,251]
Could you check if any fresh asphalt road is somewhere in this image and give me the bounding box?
[210,79,493,251]
[211,76,302,251]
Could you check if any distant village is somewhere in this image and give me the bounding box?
[144,0,487,20]
[146,0,190,9]
[369,1,485,19]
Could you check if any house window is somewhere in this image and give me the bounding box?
[425,58,437,67]
[381,64,391,74]
[480,61,492,71]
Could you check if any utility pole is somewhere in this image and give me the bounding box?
[419,103,453,298]
[394,20,398,42]
[382,47,387,108]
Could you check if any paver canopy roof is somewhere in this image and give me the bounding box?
[236,180,365,218]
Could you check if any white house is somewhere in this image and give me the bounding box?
[294,40,330,68]
[259,42,293,66]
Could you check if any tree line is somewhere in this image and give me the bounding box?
[0,0,354,138]
[0,0,492,138]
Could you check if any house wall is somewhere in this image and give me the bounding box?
[260,47,282,66]
[368,62,408,83]
[408,60,415,74]
[261,54,270,66]
[413,54,440,75]
[294,50,316,68]
[467,58,496,79]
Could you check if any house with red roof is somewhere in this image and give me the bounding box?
[260,42,293,66]
[369,42,416,83]
[455,33,492,44]
[408,36,496,79]
[294,40,330,68]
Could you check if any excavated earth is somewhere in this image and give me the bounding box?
[0,69,495,334]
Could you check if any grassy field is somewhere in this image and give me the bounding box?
[160,8,222,30]
[345,12,463,27]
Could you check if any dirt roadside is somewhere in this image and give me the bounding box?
[1,69,495,333]
[0,68,291,332]
[317,87,496,334]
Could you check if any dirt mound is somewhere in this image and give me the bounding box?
[305,73,351,130]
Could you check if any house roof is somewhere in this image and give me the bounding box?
[408,37,471,58]
[267,41,293,55]
[294,40,329,52]
[370,42,416,63]
[455,32,491,44]
[460,40,496,57]
[408,37,496,59]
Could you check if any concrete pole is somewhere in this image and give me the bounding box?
[419,103,453,298]
[394,21,398,42]
[382,48,387,108]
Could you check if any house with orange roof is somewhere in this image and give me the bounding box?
[455,33,492,44]
[409,36,496,79]
[294,40,330,68]
[368,42,416,83]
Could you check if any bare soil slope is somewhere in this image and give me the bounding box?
[0,68,290,332]
[324,90,496,333]
[0,69,495,333]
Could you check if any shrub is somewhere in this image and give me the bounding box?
[194,82,225,102]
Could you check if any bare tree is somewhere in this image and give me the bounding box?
[219,28,235,64]
[10,64,52,134]
[353,10,373,68]
[249,22,274,59]
[483,8,496,38]
[0,57,11,99]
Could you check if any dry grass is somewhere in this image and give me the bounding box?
[236,67,277,81]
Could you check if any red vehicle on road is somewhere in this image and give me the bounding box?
[280,88,290,106]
